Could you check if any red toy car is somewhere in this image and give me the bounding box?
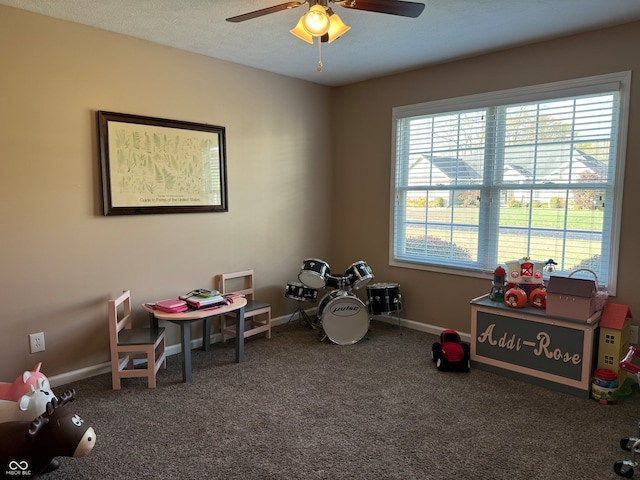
[431,329,471,371]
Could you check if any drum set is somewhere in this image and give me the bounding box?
[285,258,403,345]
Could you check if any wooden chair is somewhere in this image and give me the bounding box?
[217,269,271,342]
[108,290,166,390]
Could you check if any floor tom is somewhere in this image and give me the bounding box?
[367,283,402,315]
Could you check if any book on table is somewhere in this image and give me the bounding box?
[179,289,220,300]
[185,294,225,309]
[155,298,188,313]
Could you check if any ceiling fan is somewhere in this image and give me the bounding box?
[226,0,426,25]
[226,0,425,71]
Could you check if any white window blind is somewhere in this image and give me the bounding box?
[391,72,630,293]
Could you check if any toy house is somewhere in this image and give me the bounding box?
[546,276,597,320]
[504,258,545,289]
[597,303,633,382]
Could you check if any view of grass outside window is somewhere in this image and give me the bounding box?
[391,73,630,292]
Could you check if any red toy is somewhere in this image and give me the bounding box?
[614,346,640,477]
[431,329,471,372]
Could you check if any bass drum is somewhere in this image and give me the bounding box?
[318,291,370,345]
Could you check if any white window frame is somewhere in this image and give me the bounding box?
[390,72,631,295]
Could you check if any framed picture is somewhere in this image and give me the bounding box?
[97,111,228,215]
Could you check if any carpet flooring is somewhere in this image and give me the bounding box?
[40,319,640,479]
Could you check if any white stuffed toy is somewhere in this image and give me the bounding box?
[0,363,57,424]
[0,384,57,423]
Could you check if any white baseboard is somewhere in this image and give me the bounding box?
[48,310,468,388]
[372,314,471,343]
[49,363,112,388]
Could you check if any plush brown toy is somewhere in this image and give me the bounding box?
[0,390,96,478]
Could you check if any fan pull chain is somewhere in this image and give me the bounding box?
[316,37,323,72]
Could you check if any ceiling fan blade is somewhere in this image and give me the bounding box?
[226,1,306,23]
[336,0,425,18]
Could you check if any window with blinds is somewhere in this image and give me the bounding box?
[391,72,630,293]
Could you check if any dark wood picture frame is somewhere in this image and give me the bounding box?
[97,111,228,215]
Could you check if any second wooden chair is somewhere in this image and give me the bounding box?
[217,269,271,342]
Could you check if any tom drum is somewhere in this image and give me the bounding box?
[344,261,374,290]
[318,290,370,345]
[298,258,330,289]
[367,283,402,315]
[285,282,318,303]
[325,274,350,291]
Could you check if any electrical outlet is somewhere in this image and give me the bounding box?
[29,332,45,353]
[630,326,639,346]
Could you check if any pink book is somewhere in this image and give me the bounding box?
[155,299,188,313]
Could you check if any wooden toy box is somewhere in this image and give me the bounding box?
[470,294,600,397]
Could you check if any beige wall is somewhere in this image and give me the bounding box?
[0,6,334,379]
[2,5,639,381]
[332,21,640,333]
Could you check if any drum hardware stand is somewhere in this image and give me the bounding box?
[287,301,316,329]
[393,296,403,333]
[389,306,403,334]
[370,296,403,334]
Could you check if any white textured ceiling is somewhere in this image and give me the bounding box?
[2,0,640,86]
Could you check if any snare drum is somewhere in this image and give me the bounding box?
[326,274,350,291]
[298,258,330,289]
[367,283,402,315]
[318,290,370,345]
[344,261,374,290]
[285,281,318,302]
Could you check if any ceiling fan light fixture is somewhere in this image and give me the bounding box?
[289,17,314,44]
[325,11,351,43]
[291,7,351,44]
[230,0,426,72]
[301,4,331,36]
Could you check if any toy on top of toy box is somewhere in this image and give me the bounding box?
[502,257,546,309]
[546,269,607,321]
[504,257,545,290]
[0,389,96,478]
